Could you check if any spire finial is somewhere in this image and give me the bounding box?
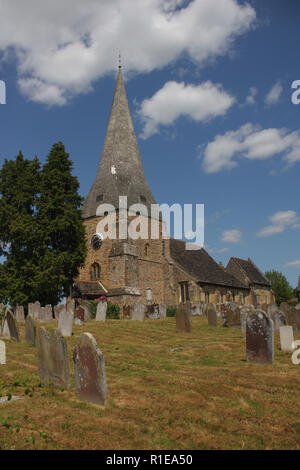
[118,51,122,69]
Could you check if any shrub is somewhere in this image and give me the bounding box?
[107,302,120,319]
[166,307,177,317]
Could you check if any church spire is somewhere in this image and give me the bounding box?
[82,67,157,219]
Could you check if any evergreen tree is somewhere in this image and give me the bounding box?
[36,142,87,305]
[0,152,41,305]
[265,270,294,306]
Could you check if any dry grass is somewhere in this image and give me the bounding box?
[0,316,299,450]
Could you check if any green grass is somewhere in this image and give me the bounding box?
[0,316,299,450]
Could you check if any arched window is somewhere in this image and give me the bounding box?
[91,263,101,281]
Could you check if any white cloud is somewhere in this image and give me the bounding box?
[245,86,257,105]
[0,0,256,105]
[221,229,242,243]
[201,123,300,173]
[265,81,283,106]
[138,80,235,138]
[284,260,300,268]
[257,210,299,238]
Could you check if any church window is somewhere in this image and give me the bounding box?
[140,195,146,203]
[91,263,101,281]
[205,291,210,303]
[96,194,103,202]
[180,282,190,303]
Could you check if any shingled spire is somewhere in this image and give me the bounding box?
[82,67,156,219]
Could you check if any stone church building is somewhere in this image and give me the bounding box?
[73,67,274,308]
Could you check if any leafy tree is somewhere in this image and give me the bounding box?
[265,270,294,306]
[36,142,87,305]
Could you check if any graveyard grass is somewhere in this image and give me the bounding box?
[0,317,300,450]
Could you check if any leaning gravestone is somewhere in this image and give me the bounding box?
[207,303,218,327]
[159,304,167,319]
[14,305,25,322]
[1,318,10,339]
[0,340,5,365]
[58,308,74,337]
[246,311,274,364]
[132,303,145,321]
[96,302,107,321]
[73,332,107,406]
[176,304,191,333]
[6,310,20,342]
[75,306,85,326]
[36,326,70,389]
[279,326,295,352]
[25,314,36,346]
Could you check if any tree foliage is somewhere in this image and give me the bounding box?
[265,270,294,306]
[0,143,87,306]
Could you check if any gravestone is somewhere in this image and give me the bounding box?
[39,307,46,322]
[75,306,85,326]
[67,299,75,314]
[191,305,201,316]
[25,314,36,346]
[249,289,258,307]
[36,326,70,389]
[246,311,274,364]
[73,332,107,406]
[14,305,25,322]
[176,304,191,333]
[32,301,41,321]
[58,308,74,337]
[279,326,295,352]
[54,304,65,321]
[1,318,10,338]
[207,303,218,327]
[6,310,20,342]
[159,304,167,319]
[267,304,279,317]
[145,303,160,319]
[96,302,107,321]
[0,340,5,365]
[132,303,145,321]
[82,301,91,321]
[122,304,131,319]
[295,304,300,311]
[44,305,53,322]
[270,309,286,333]
[223,305,241,328]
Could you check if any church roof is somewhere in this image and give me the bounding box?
[169,239,246,289]
[73,281,105,298]
[82,67,156,219]
[226,257,271,287]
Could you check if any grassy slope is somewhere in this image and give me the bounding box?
[0,316,299,450]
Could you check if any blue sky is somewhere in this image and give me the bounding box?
[0,0,299,288]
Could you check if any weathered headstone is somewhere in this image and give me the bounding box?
[159,304,167,319]
[39,307,46,322]
[122,304,131,319]
[145,303,160,319]
[207,303,218,327]
[270,309,286,333]
[44,305,53,322]
[36,326,70,389]
[14,305,25,322]
[82,301,91,321]
[54,304,65,321]
[0,340,5,364]
[279,326,295,352]
[6,310,20,342]
[1,319,10,338]
[32,301,41,321]
[132,303,145,321]
[249,289,258,307]
[191,305,201,316]
[67,299,75,314]
[58,308,74,337]
[75,306,85,326]
[223,305,241,328]
[25,314,36,346]
[96,302,107,321]
[176,304,191,333]
[73,332,107,406]
[246,311,274,364]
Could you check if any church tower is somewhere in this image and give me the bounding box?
[74,66,168,305]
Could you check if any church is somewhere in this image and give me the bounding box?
[73,66,274,308]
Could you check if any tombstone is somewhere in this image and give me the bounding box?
[1,318,10,338]
[14,305,25,322]
[159,304,167,319]
[81,301,91,321]
[282,304,300,334]
[249,289,258,307]
[146,288,152,304]
[75,306,85,326]
[145,303,160,319]
[261,303,268,314]
[191,305,201,316]
[279,326,295,352]
[267,304,279,317]
[73,333,107,406]
[96,302,107,321]
[32,301,41,321]
[240,305,255,337]
[176,305,191,333]
[270,309,286,333]
[54,304,65,321]
[25,314,36,346]
[58,307,74,337]
[223,305,241,328]
[36,326,70,389]
[122,304,131,319]
[0,340,5,365]
[132,303,145,321]
[246,311,274,364]
[44,305,53,322]
[295,304,300,310]
[6,310,20,342]
[200,302,206,316]
[207,303,218,327]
